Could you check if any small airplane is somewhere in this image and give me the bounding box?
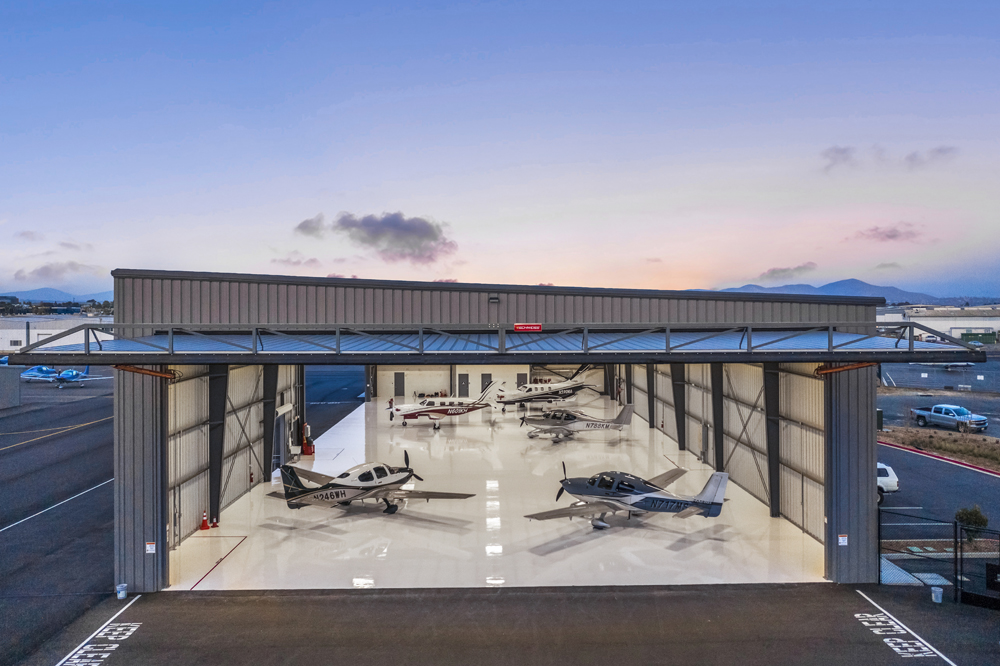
[26,366,111,388]
[496,365,594,411]
[390,380,504,429]
[520,404,634,443]
[19,365,60,381]
[910,362,975,371]
[274,451,475,514]
[525,463,729,529]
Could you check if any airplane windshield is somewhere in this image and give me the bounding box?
[419,400,427,406]
[374,466,388,479]
[598,476,615,490]
[337,472,350,479]
[587,476,598,486]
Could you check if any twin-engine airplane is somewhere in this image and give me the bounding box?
[521,404,634,443]
[525,463,729,529]
[22,366,110,387]
[496,365,594,411]
[390,380,504,429]
[275,451,475,514]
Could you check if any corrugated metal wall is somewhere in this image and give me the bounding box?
[632,361,829,545]
[166,364,298,551]
[115,366,168,594]
[114,271,876,327]
[825,364,879,583]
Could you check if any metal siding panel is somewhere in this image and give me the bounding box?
[779,465,804,531]
[634,386,649,422]
[780,372,825,431]
[632,364,647,391]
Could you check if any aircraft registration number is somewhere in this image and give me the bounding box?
[446,408,468,414]
[313,490,349,501]
[643,499,688,511]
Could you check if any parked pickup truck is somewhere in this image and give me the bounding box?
[910,404,989,432]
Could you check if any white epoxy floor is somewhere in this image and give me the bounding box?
[168,395,826,590]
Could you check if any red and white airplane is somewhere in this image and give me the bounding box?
[390,380,504,429]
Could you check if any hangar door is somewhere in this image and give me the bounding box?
[166,364,300,548]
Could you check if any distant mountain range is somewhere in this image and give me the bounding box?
[721,279,996,306]
[0,287,114,303]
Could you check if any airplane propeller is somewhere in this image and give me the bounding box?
[519,416,526,428]
[555,461,568,501]
[402,450,424,482]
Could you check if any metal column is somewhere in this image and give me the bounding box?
[114,365,168,593]
[670,363,686,451]
[646,364,656,429]
[824,364,879,583]
[711,363,724,471]
[207,365,228,525]
[624,364,633,404]
[763,362,781,518]
[261,365,278,474]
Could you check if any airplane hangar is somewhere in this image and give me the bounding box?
[12,269,983,594]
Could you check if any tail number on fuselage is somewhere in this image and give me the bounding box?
[313,489,349,501]
[447,408,469,415]
[643,499,689,511]
[584,423,612,429]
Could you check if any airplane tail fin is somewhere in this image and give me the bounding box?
[279,465,310,505]
[475,380,505,404]
[82,366,90,377]
[613,404,634,426]
[694,472,729,517]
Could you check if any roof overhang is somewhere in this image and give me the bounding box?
[8,322,986,366]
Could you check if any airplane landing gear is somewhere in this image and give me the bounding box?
[433,422,440,430]
[382,499,399,514]
[591,513,610,530]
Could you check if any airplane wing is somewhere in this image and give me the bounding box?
[381,489,476,501]
[646,468,688,489]
[524,501,621,521]
[528,425,573,437]
[69,376,113,382]
[673,506,705,519]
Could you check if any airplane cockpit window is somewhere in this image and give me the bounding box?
[358,471,374,482]
[597,476,615,490]
[374,466,388,479]
[419,400,427,406]
[337,472,350,479]
[426,401,435,407]
[587,476,598,486]
[563,414,576,421]
[617,481,635,493]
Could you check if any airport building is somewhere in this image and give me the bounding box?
[878,305,1000,344]
[11,269,981,594]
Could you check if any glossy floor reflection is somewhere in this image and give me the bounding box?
[168,395,825,590]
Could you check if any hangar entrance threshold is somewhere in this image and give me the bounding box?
[167,395,824,590]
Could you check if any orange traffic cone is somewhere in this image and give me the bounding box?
[200,511,210,530]
[211,517,219,528]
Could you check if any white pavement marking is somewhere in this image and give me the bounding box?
[0,478,113,534]
[884,371,896,386]
[855,590,957,665]
[55,594,142,666]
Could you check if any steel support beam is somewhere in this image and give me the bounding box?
[711,363,724,472]
[646,364,656,429]
[207,365,228,525]
[763,362,781,518]
[261,365,279,474]
[624,363,633,404]
[670,363,686,451]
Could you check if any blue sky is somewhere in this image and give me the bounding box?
[2,1,998,296]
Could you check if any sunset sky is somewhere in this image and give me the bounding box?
[2,1,998,296]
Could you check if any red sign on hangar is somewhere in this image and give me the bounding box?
[513,323,543,332]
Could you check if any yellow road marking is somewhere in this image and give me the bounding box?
[0,416,114,452]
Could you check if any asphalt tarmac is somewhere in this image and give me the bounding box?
[0,368,114,666]
[23,584,1000,666]
[881,354,1000,392]
[878,390,1000,436]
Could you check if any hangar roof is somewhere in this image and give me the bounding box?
[10,321,984,365]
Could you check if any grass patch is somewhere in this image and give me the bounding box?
[879,427,1000,473]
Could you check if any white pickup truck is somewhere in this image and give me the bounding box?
[910,404,989,433]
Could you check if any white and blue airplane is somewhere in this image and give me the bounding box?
[25,366,111,388]
[20,365,60,381]
[525,463,729,529]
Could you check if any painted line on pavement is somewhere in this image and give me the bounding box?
[0,415,114,452]
[190,536,247,590]
[855,590,956,665]
[55,594,142,666]
[878,440,1000,478]
[0,479,113,534]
